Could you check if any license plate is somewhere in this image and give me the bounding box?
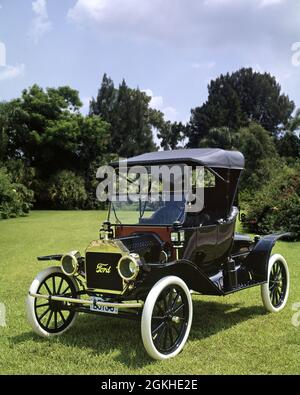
[90,297,118,315]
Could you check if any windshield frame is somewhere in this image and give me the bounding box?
[107,194,187,227]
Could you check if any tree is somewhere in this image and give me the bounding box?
[0,166,34,218]
[90,75,160,157]
[47,170,87,210]
[0,85,110,175]
[276,131,300,159]
[187,68,295,147]
[244,164,300,238]
[198,127,234,150]
[234,123,278,190]
[0,85,111,210]
[157,121,186,150]
[286,108,300,133]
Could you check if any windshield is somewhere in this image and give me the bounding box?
[109,194,186,226]
[104,164,213,226]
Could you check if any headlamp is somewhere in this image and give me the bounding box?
[117,253,141,281]
[61,251,80,276]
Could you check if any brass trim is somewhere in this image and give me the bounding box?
[29,292,144,309]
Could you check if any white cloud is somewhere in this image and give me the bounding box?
[29,0,52,43]
[143,89,179,122]
[80,96,91,115]
[0,64,25,81]
[67,0,292,47]
[68,0,152,24]
[163,106,180,122]
[143,89,163,109]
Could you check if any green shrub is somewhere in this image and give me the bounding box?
[48,170,87,210]
[243,165,300,238]
[0,167,34,219]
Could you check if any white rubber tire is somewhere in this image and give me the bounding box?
[141,276,193,360]
[26,266,79,337]
[261,254,290,313]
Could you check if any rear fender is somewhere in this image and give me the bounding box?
[244,233,291,282]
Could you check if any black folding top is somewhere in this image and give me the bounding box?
[111,149,245,170]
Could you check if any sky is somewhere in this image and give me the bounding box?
[0,0,300,123]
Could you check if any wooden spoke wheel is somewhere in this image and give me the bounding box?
[26,267,79,337]
[261,254,289,313]
[141,276,193,360]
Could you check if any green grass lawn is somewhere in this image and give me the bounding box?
[0,211,299,375]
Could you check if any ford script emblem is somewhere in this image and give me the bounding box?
[96,263,112,274]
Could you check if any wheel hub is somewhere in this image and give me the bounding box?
[171,316,181,324]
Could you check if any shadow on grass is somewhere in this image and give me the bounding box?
[12,299,266,369]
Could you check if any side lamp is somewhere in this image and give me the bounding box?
[100,221,114,240]
[171,221,185,259]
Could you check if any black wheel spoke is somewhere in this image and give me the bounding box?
[61,285,71,295]
[269,282,276,291]
[46,310,53,328]
[168,326,174,345]
[172,323,180,336]
[152,321,165,336]
[39,307,51,321]
[155,323,167,346]
[163,294,168,312]
[52,276,56,295]
[59,311,67,324]
[57,277,64,295]
[163,326,168,349]
[43,281,52,296]
[173,303,184,315]
[171,292,180,310]
[167,289,176,310]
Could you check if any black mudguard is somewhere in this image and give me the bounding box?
[244,233,291,283]
[143,260,224,296]
[37,255,63,262]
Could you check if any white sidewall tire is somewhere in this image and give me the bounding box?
[141,276,193,360]
[26,266,79,337]
[261,254,290,313]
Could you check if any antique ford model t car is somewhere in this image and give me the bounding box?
[26,149,290,360]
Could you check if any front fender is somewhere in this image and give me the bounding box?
[244,233,291,282]
[141,260,224,296]
[37,255,63,262]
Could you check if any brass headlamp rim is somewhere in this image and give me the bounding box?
[61,251,80,277]
[117,253,141,282]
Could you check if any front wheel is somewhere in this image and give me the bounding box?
[141,276,193,360]
[261,254,290,313]
[26,266,79,337]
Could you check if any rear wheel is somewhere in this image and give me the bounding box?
[141,276,193,360]
[26,266,79,337]
[261,254,289,313]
